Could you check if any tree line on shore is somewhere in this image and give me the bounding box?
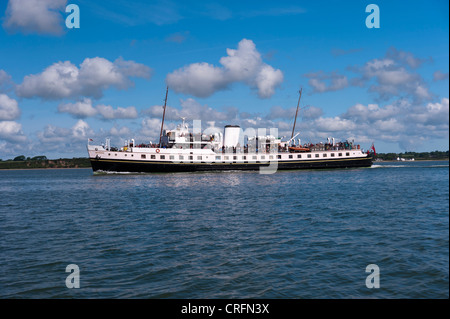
[374,150,449,161]
[0,156,91,169]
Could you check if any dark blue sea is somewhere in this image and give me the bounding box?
[1,161,448,298]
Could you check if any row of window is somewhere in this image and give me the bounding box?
[108,152,352,160]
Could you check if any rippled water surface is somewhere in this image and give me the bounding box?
[1,161,448,298]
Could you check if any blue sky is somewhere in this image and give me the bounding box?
[0,0,448,159]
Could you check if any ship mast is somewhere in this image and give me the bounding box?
[291,88,302,139]
[159,86,169,147]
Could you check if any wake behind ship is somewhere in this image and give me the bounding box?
[87,89,373,173]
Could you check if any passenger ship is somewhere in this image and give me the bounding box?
[87,89,373,173]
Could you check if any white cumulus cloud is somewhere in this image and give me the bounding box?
[16,57,151,100]
[58,98,98,118]
[0,94,20,120]
[0,120,27,143]
[3,0,67,35]
[71,119,93,140]
[351,49,432,102]
[96,104,138,120]
[0,70,14,93]
[142,98,238,122]
[305,71,349,93]
[109,125,132,137]
[433,70,449,81]
[166,39,283,98]
[140,118,161,141]
[58,98,139,120]
[37,124,70,144]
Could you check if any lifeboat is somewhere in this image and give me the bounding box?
[288,146,310,152]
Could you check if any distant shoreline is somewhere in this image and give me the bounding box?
[377,159,449,162]
[0,158,91,170]
[0,167,91,171]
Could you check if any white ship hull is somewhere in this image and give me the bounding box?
[88,145,373,173]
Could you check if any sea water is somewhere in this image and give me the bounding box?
[0,161,448,298]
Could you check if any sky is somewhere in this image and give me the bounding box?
[0,0,448,159]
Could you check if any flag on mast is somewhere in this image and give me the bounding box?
[370,143,376,156]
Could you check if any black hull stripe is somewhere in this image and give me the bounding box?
[89,157,373,172]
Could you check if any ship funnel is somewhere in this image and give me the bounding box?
[223,125,241,148]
